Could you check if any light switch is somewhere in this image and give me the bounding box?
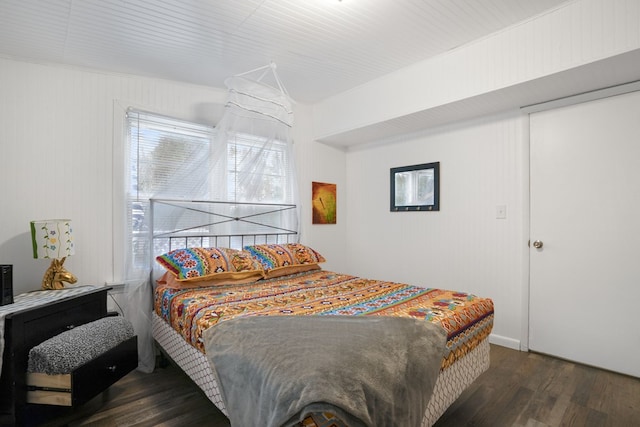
[496,205,507,219]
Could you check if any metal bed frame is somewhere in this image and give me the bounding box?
[149,198,298,255]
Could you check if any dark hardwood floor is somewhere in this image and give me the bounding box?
[37,345,640,427]
[434,346,640,427]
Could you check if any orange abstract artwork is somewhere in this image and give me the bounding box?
[312,182,336,224]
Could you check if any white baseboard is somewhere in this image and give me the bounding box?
[489,333,522,351]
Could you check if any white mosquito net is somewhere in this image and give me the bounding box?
[123,64,298,372]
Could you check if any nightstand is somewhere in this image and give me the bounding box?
[0,286,137,426]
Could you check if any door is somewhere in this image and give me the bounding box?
[529,90,640,377]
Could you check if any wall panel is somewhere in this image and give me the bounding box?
[345,111,525,347]
[0,57,344,295]
[313,0,640,146]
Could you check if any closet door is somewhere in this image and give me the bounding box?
[529,90,640,377]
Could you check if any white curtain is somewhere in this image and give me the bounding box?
[123,67,298,373]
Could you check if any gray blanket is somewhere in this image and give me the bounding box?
[203,315,447,427]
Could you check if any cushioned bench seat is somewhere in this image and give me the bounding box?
[26,316,137,406]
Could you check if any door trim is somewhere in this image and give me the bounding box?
[522,80,640,114]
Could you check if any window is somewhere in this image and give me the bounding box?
[225,133,291,202]
[124,110,295,269]
[125,111,213,268]
[127,110,212,209]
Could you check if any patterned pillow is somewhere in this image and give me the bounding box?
[243,243,326,275]
[156,247,264,282]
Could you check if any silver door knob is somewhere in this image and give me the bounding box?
[532,240,543,249]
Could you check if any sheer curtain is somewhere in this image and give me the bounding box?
[123,65,297,372]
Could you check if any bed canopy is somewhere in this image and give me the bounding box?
[125,63,298,372]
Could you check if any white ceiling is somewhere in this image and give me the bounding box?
[0,0,571,105]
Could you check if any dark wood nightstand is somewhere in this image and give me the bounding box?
[0,286,137,426]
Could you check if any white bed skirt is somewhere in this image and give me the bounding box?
[151,312,490,426]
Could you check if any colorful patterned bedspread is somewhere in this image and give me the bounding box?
[154,270,494,369]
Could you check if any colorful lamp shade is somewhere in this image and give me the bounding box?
[30,220,75,259]
[30,219,77,290]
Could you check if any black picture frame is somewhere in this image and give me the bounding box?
[390,162,439,211]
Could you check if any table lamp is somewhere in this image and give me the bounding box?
[30,219,77,290]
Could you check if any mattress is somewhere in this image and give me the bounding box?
[152,269,494,425]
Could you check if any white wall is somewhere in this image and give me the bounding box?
[291,104,348,273]
[2,0,631,350]
[313,0,640,143]
[344,111,526,349]
[319,0,640,351]
[0,57,347,296]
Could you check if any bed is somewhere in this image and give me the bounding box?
[148,199,494,427]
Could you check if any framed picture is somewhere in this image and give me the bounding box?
[390,162,439,211]
[312,182,337,224]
